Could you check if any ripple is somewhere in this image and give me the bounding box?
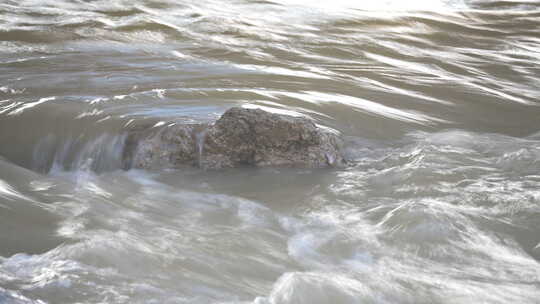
[1,0,540,303]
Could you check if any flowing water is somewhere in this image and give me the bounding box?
[1,0,540,303]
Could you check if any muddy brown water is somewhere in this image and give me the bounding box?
[1,0,540,303]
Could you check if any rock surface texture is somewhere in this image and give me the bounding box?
[123,107,345,170]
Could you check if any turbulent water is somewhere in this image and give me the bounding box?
[1,0,540,303]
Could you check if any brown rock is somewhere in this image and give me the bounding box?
[123,123,203,169]
[200,107,345,169]
[123,107,345,170]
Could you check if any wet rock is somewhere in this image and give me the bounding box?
[124,107,345,170]
[200,107,345,169]
[123,123,204,169]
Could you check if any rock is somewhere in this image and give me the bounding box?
[200,107,345,169]
[123,107,345,170]
[122,123,204,169]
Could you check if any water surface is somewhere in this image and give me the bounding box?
[1,0,540,303]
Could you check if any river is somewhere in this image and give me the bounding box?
[1,0,540,303]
